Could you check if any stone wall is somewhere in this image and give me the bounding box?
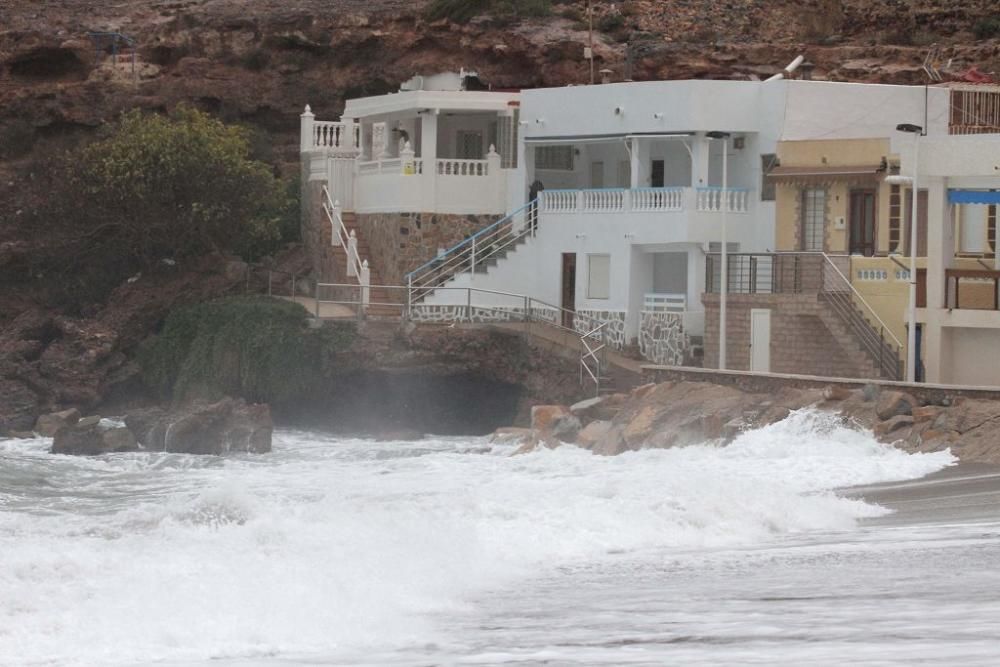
[357,212,501,287]
[702,293,877,379]
[301,172,338,282]
[639,311,689,366]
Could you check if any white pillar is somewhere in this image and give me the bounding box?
[487,144,503,211]
[421,111,439,211]
[630,138,641,189]
[923,176,951,384]
[347,230,358,277]
[300,105,315,153]
[719,139,728,370]
[691,133,710,188]
[360,260,371,308]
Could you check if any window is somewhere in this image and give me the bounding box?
[497,111,519,169]
[800,188,826,252]
[888,184,902,253]
[587,254,610,299]
[761,154,778,201]
[536,145,574,171]
[989,204,997,256]
[456,130,484,159]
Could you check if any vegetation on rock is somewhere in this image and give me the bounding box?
[29,106,298,303]
[138,296,354,408]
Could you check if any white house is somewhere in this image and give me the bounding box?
[409,78,951,365]
[904,135,1000,386]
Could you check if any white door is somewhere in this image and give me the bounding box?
[750,309,771,373]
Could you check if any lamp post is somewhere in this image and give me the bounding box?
[707,131,731,370]
[895,122,923,383]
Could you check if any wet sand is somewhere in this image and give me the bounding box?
[847,462,1000,525]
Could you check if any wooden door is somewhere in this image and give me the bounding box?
[750,309,771,373]
[849,190,877,256]
[561,253,577,329]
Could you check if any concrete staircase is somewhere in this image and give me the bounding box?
[814,294,892,379]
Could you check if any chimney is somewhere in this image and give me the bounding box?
[800,61,816,80]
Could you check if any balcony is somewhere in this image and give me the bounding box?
[945,269,1000,310]
[354,152,509,215]
[540,187,750,215]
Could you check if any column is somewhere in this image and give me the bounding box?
[300,105,315,153]
[421,111,439,211]
[922,176,951,384]
[690,132,710,188]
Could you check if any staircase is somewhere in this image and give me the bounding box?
[338,212,398,318]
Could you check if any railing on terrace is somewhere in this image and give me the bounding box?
[945,269,1000,310]
[294,283,614,395]
[358,158,409,175]
[437,158,491,176]
[539,187,749,214]
[322,186,370,305]
[312,121,361,151]
[705,252,903,380]
[405,200,539,304]
[643,293,687,312]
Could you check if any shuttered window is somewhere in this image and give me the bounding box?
[587,254,610,299]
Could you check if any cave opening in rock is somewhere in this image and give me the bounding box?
[285,371,524,437]
[9,48,88,80]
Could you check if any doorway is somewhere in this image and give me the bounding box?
[561,253,577,328]
[651,160,665,188]
[750,309,771,372]
[849,190,877,256]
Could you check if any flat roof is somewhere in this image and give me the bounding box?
[344,89,520,119]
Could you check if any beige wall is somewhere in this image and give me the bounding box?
[774,138,894,253]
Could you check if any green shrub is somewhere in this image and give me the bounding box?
[139,296,354,406]
[973,17,1000,40]
[598,13,626,33]
[31,106,295,303]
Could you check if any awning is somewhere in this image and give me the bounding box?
[767,165,882,182]
[949,189,1000,205]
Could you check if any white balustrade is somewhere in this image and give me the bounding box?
[582,189,626,213]
[695,188,750,213]
[632,187,684,212]
[643,292,687,313]
[358,158,422,175]
[541,190,578,213]
[437,159,490,176]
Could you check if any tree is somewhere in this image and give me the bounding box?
[33,106,296,302]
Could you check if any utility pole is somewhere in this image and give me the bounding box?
[588,0,595,85]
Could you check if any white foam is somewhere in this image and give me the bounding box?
[0,411,953,665]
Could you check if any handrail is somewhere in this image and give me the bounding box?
[821,253,902,348]
[406,200,536,279]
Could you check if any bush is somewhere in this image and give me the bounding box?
[598,13,626,33]
[973,17,1000,40]
[31,106,295,302]
[139,296,354,406]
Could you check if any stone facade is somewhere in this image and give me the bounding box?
[410,304,559,325]
[357,212,501,287]
[574,310,627,350]
[639,311,689,366]
[702,293,882,379]
[301,170,338,282]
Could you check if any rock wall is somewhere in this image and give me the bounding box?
[356,212,500,287]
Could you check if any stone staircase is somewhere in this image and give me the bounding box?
[814,294,891,379]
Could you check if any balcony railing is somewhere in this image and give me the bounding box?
[945,269,1000,310]
[311,121,361,152]
[539,187,750,215]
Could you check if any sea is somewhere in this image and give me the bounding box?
[2,410,999,666]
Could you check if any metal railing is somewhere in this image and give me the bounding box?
[705,252,903,379]
[945,268,1000,310]
[285,282,615,393]
[404,200,539,305]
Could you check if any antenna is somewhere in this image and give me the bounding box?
[922,45,943,82]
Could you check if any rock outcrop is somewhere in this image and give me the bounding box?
[51,416,139,456]
[34,407,81,437]
[124,398,273,455]
[495,380,1000,465]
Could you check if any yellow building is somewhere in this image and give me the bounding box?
[768,138,996,377]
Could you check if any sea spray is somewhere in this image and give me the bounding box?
[0,411,953,666]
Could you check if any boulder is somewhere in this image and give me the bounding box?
[531,405,581,442]
[875,390,919,420]
[490,427,535,446]
[51,416,138,455]
[125,398,272,455]
[861,383,881,402]
[576,420,612,449]
[571,394,627,423]
[34,408,81,437]
[874,414,914,439]
[822,384,854,402]
[911,405,942,424]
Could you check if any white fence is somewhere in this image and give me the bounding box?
[540,187,749,215]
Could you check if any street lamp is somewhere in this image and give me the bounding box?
[706,130,731,370]
[893,122,923,383]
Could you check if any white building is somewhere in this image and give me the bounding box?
[408,78,950,365]
[905,135,1000,386]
